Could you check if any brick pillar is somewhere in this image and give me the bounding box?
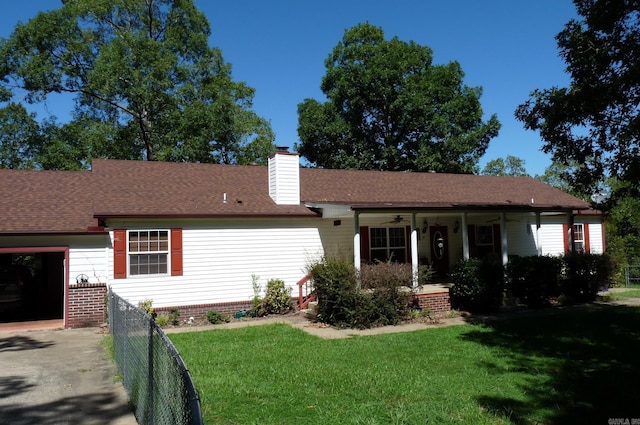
[67,283,107,328]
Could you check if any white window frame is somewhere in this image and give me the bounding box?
[369,227,406,263]
[476,225,494,246]
[128,230,170,276]
[573,224,585,253]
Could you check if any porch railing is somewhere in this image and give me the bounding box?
[297,274,315,309]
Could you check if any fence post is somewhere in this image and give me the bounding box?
[148,318,155,425]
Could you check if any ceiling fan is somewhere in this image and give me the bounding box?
[486,216,519,223]
[381,215,404,224]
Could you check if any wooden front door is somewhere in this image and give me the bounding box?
[430,226,449,278]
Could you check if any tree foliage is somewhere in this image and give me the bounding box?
[296,23,500,172]
[481,155,529,176]
[0,0,274,169]
[515,0,640,199]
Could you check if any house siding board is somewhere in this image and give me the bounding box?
[107,218,326,308]
[0,234,109,285]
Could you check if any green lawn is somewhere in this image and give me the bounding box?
[170,305,640,424]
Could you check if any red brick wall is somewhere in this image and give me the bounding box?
[155,300,254,321]
[414,291,451,316]
[67,283,107,328]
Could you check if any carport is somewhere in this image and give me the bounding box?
[0,247,68,328]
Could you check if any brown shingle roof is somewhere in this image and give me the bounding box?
[91,159,315,217]
[300,168,590,210]
[0,169,96,233]
[0,159,591,234]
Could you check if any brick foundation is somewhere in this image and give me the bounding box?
[155,300,254,321]
[413,291,451,316]
[67,283,107,328]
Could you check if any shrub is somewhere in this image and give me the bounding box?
[138,299,155,318]
[449,258,504,313]
[506,255,562,308]
[308,256,415,328]
[169,308,180,326]
[263,278,292,314]
[206,310,230,324]
[155,313,170,327]
[561,252,613,303]
[359,261,434,289]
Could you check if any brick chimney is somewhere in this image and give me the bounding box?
[268,146,300,205]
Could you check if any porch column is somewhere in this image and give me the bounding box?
[500,213,508,265]
[535,212,542,255]
[410,213,419,288]
[354,211,361,272]
[461,212,469,260]
[566,211,575,252]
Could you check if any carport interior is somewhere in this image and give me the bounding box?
[0,252,64,323]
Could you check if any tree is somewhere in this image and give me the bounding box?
[515,0,640,200]
[296,23,500,172]
[481,155,529,176]
[0,0,274,169]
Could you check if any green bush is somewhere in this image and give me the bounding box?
[206,310,230,324]
[263,278,292,314]
[308,256,414,329]
[155,313,170,327]
[359,261,433,289]
[561,252,613,303]
[506,255,562,308]
[449,258,504,313]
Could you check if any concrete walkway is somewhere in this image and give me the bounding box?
[0,327,137,425]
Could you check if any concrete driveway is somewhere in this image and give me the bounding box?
[0,327,137,425]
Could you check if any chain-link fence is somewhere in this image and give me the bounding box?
[625,265,640,287]
[108,289,203,425]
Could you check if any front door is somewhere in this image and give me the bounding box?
[430,226,449,278]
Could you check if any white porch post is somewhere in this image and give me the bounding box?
[500,213,509,265]
[354,211,361,272]
[566,211,574,252]
[535,212,542,255]
[461,212,469,260]
[411,213,419,288]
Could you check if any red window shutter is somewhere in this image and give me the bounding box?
[359,226,370,264]
[171,228,183,276]
[113,229,127,279]
[562,223,570,254]
[583,223,590,254]
[492,224,501,258]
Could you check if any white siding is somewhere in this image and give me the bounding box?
[107,218,332,308]
[0,234,110,286]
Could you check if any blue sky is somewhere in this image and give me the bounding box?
[0,1,578,176]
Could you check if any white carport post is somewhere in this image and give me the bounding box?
[354,211,361,273]
[410,213,419,288]
[535,212,542,255]
[500,212,509,265]
[461,212,469,260]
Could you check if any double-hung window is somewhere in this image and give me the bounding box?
[128,230,169,275]
[572,224,585,253]
[113,228,182,279]
[369,227,406,263]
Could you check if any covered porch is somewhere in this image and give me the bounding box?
[346,208,582,287]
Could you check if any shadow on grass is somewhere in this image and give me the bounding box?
[461,304,640,424]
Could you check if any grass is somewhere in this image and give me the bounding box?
[170,306,640,424]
